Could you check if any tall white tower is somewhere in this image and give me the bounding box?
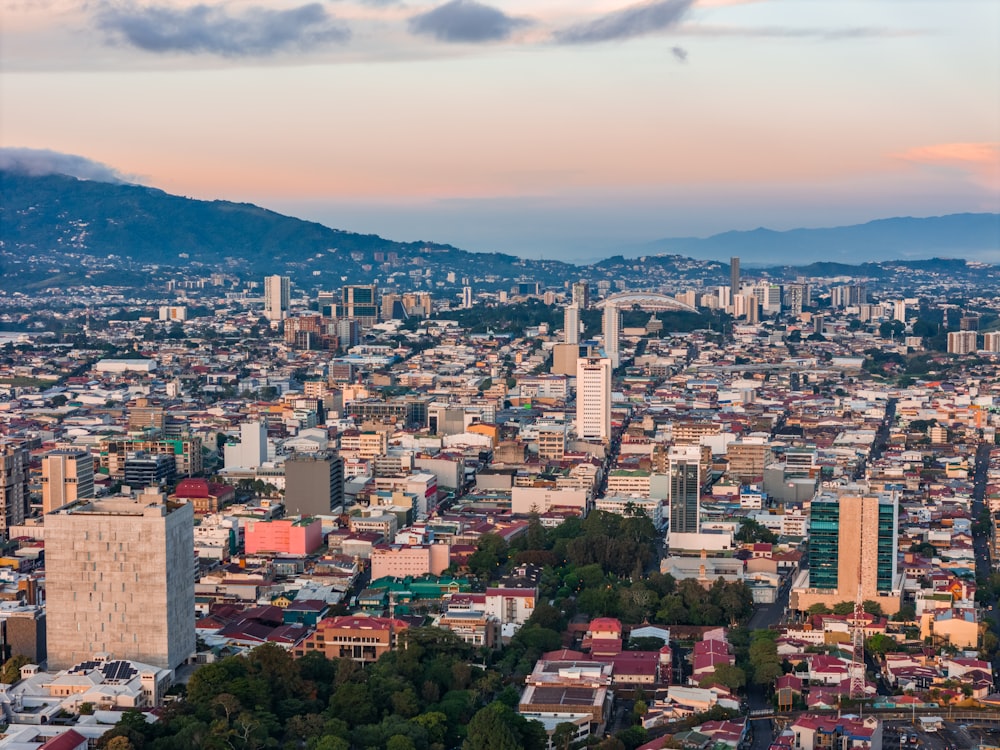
[602,303,620,369]
[576,356,611,441]
[264,275,290,322]
[564,304,580,345]
[462,286,473,309]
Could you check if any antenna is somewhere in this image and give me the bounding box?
[850,503,869,701]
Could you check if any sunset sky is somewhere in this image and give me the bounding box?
[2,0,998,259]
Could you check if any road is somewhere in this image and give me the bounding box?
[970,442,1000,649]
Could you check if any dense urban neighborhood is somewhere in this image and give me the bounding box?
[1,248,1000,750]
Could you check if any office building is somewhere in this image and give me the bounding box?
[0,442,29,540]
[123,453,176,488]
[127,398,165,433]
[158,306,187,322]
[462,286,473,309]
[791,486,901,615]
[41,449,95,514]
[576,356,611,442]
[668,445,701,537]
[729,257,740,297]
[224,421,269,470]
[602,304,620,369]
[44,489,196,670]
[947,331,977,355]
[893,300,907,323]
[284,451,344,516]
[564,304,580,345]
[341,284,379,328]
[264,275,291,323]
[571,281,590,309]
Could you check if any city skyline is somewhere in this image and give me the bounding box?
[2,0,998,259]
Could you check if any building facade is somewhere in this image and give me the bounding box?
[576,356,611,442]
[284,451,344,516]
[44,491,195,670]
[0,442,29,540]
[41,449,95,514]
[264,275,291,323]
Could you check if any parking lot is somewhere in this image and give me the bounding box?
[884,719,1000,750]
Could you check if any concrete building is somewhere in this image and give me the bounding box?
[947,330,977,354]
[244,518,324,555]
[669,445,701,537]
[576,356,611,442]
[572,281,590,309]
[602,304,620,369]
[44,490,196,670]
[729,257,739,299]
[264,274,290,323]
[791,486,902,615]
[224,421,269,470]
[0,442,29,540]
[284,451,344,516]
[41,449,95,514]
[370,543,450,580]
[564,304,580,345]
[984,331,1000,352]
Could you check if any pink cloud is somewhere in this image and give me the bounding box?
[892,141,1000,190]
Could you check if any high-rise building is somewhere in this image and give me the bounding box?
[602,304,620,369]
[127,397,165,433]
[342,284,379,328]
[264,275,291,323]
[571,281,590,309]
[984,332,1000,352]
[947,331,977,355]
[793,486,900,615]
[893,300,907,323]
[0,443,29,539]
[959,315,980,331]
[224,421,268,470]
[462,286,473,309]
[668,445,701,537]
[284,451,344,516]
[729,257,740,297]
[575,356,611,442]
[564,304,580,345]
[41,449,95,514]
[317,290,338,318]
[44,489,196,670]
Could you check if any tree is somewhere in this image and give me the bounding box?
[552,722,579,750]
[464,703,523,750]
[1,654,31,685]
[807,603,831,615]
[699,663,746,691]
[832,601,855,616]
[862,600,883,617]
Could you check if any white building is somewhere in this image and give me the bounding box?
[576,356,611,441]
[264,274,291,322]
[602,303,620,369]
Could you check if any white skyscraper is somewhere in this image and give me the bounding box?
[576,356,611,441]
[893,300,907,323]
[602,303,620,369]
[564,304,580,345]
[462,286,473,309]
[264,275,290,322]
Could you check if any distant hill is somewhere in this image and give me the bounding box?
[637,214,1000,265]
[1,169,996,293]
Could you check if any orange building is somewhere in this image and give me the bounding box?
[293,615,408,663]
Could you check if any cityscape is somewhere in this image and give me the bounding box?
[0,184,999,750]
[2,0,1000,748]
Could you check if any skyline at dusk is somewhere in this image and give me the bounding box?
[3,0,998,259]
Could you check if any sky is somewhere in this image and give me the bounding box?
[2,0,999,261]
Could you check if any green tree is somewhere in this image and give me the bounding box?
[699,663,747,691]
[0,654,31,685]
[807,603,831,615]
[552,722,578,750]
[832,601,855,616]
[464,703,523,750]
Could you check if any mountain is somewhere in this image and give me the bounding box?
[1,169,996,294]
[635,214,1000,265]
[0,169,575,287]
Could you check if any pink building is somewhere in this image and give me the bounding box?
[245,518,323,555]
[370,543,451,580]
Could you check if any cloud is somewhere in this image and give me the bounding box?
[679,24,920,40]
[893,142,1000,188]
[0,147,136,184]
[95,2,350,57]
[408,0,532,43]
[671,45,687,61]
[554,0,693,44]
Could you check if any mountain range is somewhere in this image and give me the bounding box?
[0,168,997,292]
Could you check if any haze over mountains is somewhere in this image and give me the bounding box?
[1,168,997,286]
